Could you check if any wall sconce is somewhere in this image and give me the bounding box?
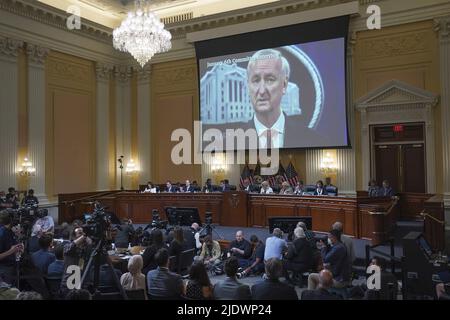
[125,159,139,175]
[18,157,36,176]
[320,151,337,176]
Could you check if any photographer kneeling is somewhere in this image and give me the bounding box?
[198,235,221,270]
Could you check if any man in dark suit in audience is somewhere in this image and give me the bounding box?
[251,258,298,300]
[213,256,251,300]
[379,180,395,197]
[301,269,343,300]
[147,248,183,299]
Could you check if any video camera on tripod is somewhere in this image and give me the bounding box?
[82,202,112,242]
[199,211,213,237]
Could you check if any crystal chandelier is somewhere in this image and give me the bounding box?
[113,0,172,67]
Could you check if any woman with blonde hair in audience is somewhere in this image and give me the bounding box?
[120,255,147,299]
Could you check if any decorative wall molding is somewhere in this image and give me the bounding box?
[361,31,429,59]
[114,65,133,84]
[47,58,91,84]
[137,64,151,83]
[0,36,23,58]
[0,0,112,44]
[355,79,439,193]
[153,65,196,87]
[26,43,49,66]
[95,62,113,81]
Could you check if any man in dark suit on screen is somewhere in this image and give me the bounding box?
[224,49,329,149]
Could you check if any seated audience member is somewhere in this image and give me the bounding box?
[260,181,274,194]
[115,218,135,249]
[364,256,398,300]
[120,255,147,297]
[169,227,188,271]
[199,235,222,269]
[165,180,177,193]
[65,289,92,300]
[28,209,55,253]
[332,221,355,272]
[22,189,39,206]
[296,222,315,245]
[0,212,23,284]
[228,231,252,268]
[15,291,43,300]
[147,248,183,299]
[308,229,349,290]
[183,223,201,252]
[379,180,395,197]
[240,235,265,277]
[279,181,294,195]
[283,227,313,283]
[264,228,287,261]
[213,257,251,300]
[0,275,20,300]
[31,234,56,275]
[294,181,305,195]
[142,229,166,274]
[202,178,214,193]
[301,269,343,300]
[184,180,195,193]
[313,180,328,196]
[47,244,64,277]
[184,261,213,300]
[251,258,298,300]
[368,179,380,197]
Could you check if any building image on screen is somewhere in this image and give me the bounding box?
[199,37,347,150]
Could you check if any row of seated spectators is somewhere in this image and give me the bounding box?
[0,208,402,300]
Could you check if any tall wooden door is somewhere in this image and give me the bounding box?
[402,144,425,193]
[375,145,400,192]
[373,123,426,193]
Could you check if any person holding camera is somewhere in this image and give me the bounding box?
[0,211,24,284]
[60,227,93,295]
[114,218,135,250]
[22,189,38,206]
[199,235,221,270]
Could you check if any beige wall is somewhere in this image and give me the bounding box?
[353,20,442,192]
[45,51,96,198]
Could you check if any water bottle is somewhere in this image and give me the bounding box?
[112,243,116,252]
[128,243,131,253]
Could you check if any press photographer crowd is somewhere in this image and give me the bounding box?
[0,186,449,301]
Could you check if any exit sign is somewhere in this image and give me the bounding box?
[393,124,404,132]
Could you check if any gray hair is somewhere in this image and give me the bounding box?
[294,227,305,239]
[127,255,143,275]
[297,221,307,230]
[332,221,343,232]
[273,227,283,238]
[265,258,283,280]
[247,49,290,79]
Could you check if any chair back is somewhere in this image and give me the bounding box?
[178,248,196,275]
[125,289,146,300]
[44,275,63,300]
[326,186,338,196]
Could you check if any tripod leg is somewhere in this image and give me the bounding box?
[105,256,128,300]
